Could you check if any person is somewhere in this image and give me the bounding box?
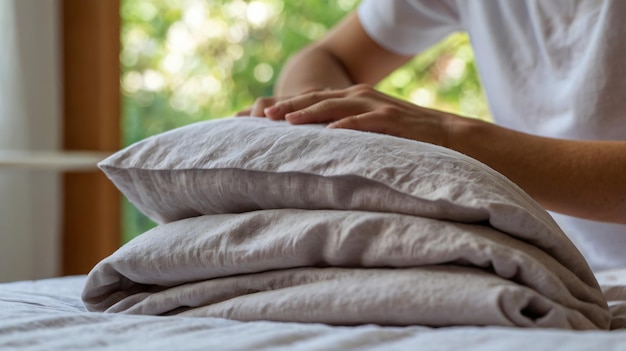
[237,0,626,271]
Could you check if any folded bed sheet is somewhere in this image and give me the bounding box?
[84,117,618,330]
[3,273,626,351]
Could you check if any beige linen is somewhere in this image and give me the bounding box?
[89,118,611,329]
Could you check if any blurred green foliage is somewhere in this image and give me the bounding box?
[121,0,490,242]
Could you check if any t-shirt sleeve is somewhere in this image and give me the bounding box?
[357,0,463,56]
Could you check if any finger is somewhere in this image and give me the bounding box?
[250,97,279,118]
[235,108,252,117]
[327,110,390,133]
[285,98,369,125]
[265,90,343,120]
[327,111,436,144]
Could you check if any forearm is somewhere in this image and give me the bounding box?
[274,45,355,97]
[449,118,626,223]
[273,11,412,98]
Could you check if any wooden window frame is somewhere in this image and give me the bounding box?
[61,0,121,275]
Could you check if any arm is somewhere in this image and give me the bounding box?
[449,118,626,223]
[275,12,412,95]
[239,12,402,119]
[264,83,626,224]
[237,12,413,117]
[257,12,626,224]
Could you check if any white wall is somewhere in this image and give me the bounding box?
[0,0,61,282]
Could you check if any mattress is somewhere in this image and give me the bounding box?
[1,272,626,351]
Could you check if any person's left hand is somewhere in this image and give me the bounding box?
[262,84,463,148]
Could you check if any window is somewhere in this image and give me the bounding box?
[121,0,489,241]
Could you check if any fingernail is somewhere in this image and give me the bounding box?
[286,111,303,123]
[263,106,277,116]
[327,122,338,128]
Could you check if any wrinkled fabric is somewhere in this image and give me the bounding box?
[358,0,626,272]
[92,118,612,329]
[83,210,612,329]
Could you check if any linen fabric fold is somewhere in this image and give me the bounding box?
[89,117,611,329]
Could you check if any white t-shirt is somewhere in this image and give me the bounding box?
[358,0,626,272]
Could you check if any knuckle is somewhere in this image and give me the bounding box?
[299,87,322,94]
[307,91,322,101]
[377,105,400,115]
[316,99,335,110]
[344,116,359,126]
[350,84,374,96]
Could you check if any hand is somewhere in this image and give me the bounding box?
[262,84,463,148]
[235,97,281,118]
[235,88,328,119]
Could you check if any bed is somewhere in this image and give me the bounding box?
[2,117,626,350]
[0,271,625,351]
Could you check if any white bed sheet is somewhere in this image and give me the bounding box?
[1,274,626,351]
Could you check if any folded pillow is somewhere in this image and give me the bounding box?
[98,117,594,284]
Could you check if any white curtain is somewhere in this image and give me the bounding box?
[0,0,61,282]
